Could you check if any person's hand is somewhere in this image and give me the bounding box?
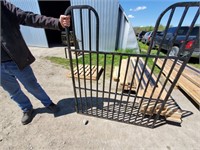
[59,15,70,28]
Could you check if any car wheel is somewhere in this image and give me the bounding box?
[169,46,179,56]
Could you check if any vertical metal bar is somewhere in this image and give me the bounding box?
[133,57,150,123]
[80,9,88,113]
[156,8,175,55]
[65,26,79,113]
[167,7,189,56]
[95,69,99,115]
[112,54,122,119]
[101,54,107,117]
[128,56,142,123]
[123,57,139,122]
[88,9,93,115]
[71,9,83,113]
[95,8,100,117]
[107,54,115,119]
[117,56,131,120]
[134,60,154,124]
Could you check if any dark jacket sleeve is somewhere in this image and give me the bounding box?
[2,0,62,30]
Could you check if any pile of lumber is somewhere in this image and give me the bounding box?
[113,57,168,99]
[68,64,103,80]
[113,57,183,123]
[155,58,200,110]
[140,100,182,123]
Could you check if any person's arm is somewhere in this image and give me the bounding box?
[2,0,70,30]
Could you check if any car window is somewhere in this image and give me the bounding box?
[167,28,175,34]
[144,32,149,36]
[177,27,189,35]
[166,27,189,35]
[147,32,151,36]
[141,31,146,34]
[158,32,164,36]
[156,31,162,35]
[190,27,199,36]
[140,31,146,36]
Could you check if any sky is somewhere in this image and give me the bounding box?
[119,0,199,27]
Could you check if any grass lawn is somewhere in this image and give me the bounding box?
[45,42,200,71]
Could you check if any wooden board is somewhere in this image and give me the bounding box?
[140,100,182,123]
[113,57,168,99]
[156,58,200,108]
[113,66,119,82]
[112,57,183,123]
[131,57,167,100]
[119,59,137,87]
[68,64,103,80]
[163,59,200,88]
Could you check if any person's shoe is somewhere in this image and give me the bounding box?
[47,103,60,113]
[21,109,34,125]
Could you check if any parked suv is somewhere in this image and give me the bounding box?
[137,31,147,41]
[155,26,200,60]
[141,31,152,44]
[141,31,162,46]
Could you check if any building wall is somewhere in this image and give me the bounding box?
[10,0,49,47]
[71,0,139,52]
[71,0,119,52]
[118,6,139,52]
[9,0,139,52]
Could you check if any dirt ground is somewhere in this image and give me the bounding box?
[0,46,200,150]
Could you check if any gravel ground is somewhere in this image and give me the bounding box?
[0,46,199,150]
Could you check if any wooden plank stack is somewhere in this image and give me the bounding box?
[113,57,167,99]
[68,64,103,80]
[113,57,183,123]
[140,100,182,123]
[155,58,200,110]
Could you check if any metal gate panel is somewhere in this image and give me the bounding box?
[64,2,199,128]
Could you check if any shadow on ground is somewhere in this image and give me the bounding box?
[31,98,76,119]
[30,97,193,128]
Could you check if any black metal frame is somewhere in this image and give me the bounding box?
[64,2,199,128]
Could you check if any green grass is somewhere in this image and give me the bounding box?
[45,49,136,69]
[45,42,199,73]
[138,42,166,74]
[79,49,135,66]
[45,56,71,69]
[45,46,162,74]
[138,41,149,51]
[189,63,200,69]
[45,54,122,70]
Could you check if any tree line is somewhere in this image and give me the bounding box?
[133,25,166,35]
[134,24,200,35]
